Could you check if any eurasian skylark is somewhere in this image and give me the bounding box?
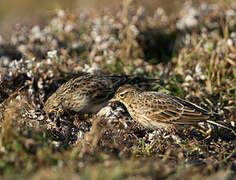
[44,74,158,115]
[111,84,234,132]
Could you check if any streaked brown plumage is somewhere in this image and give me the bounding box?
[111,84,233,132]
[44,74,158,115]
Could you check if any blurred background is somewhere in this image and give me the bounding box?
[0,0,230,31]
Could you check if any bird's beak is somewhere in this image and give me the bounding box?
[45,108,63,118]
[44,105,59,115]
[109,96,118,103]
[50,108,59,113]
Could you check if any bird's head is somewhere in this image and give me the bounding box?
[110,84,137,104]
[44,93,62,114]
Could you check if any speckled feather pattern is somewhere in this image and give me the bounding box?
[44,74,129,114]
[112,84,225,130]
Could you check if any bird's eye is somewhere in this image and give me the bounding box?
[119,92,127,98]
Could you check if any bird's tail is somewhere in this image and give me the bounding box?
[207,113,236,136]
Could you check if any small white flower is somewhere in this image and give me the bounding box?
[47,50,57,59]
[227,39,233,46]
[185,75,193,81]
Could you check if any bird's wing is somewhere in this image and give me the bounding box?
[59,75,127,105]
[138,92,211,124]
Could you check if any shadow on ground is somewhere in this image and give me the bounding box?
[137,28,177,64]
